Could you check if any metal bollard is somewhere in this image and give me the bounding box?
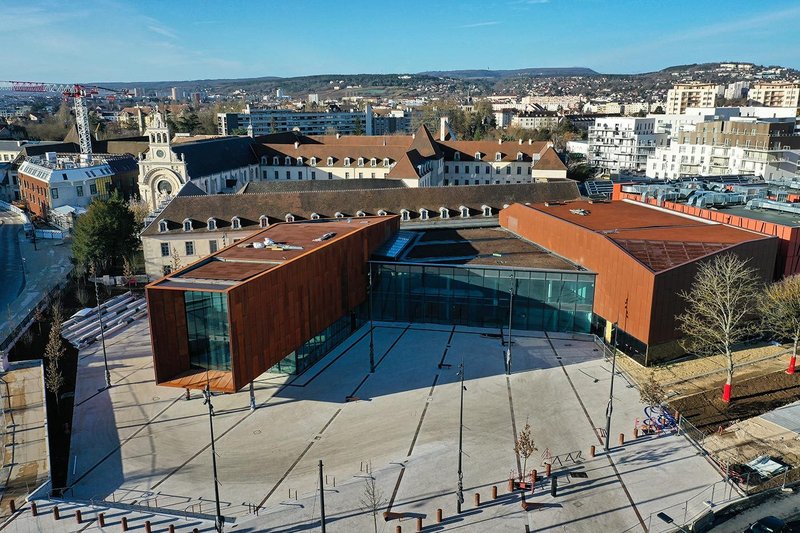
[52,506,60,520]
[531,470,537,493]
[508,478,514,491]
[31,502,38,516]
[436,508,443,523]
[590,444,596,457]
[491,485,498,499]
[396,526,402,533]
[98,513,105,527]
[619,432,625,446]
[474,493,480,507]
[550,475,558,497]
[121,516,129,531]
[8,500,15,513]
[193,529,199,533]
[145,520,152,533]
[169,525,176,533]
[76,509,82,524]
[633,427,639,439]
[545,463,552,477]
[416,517,423,532]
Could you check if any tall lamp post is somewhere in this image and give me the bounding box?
[91,264,111,390]
[203,385,224,532]
[603,322,618,451]
[368,264,375,374]
[505,276,515,375]
[456,361,466,513]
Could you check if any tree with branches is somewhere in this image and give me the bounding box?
[639,372,666,407]
[359,469,385,533]
[44,305,66,408]
[677,254,761,403]
[761,273,800,375]
[513,421,537,482]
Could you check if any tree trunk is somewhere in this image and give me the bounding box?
[789,338,798,375]
[723,349,733,403]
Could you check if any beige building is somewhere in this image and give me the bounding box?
[665,83,723,114]
[748,82,800,108]
[510,112,561,130]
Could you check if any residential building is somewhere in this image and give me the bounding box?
[748,82,800,108]
[217,104,372,136]
[510,111,561,130]
[724,81,750,100]
[665,83,723,114]
[588,117,665,173]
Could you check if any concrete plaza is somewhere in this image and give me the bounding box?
[64,319,727,532]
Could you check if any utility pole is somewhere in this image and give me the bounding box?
[318,460,327,532]
[92,264,111,389]
[604,322,618,451]
[203,385,224,532]
[456,362,465,513]
[505,277,515,375]
[368,264,375,373]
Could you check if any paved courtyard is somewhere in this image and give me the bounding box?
[63,318,728,532]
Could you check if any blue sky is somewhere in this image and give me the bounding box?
[8,0,800,83]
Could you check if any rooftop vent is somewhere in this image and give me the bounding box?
[569,209,591,216]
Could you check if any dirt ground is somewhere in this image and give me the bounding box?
[703,417,800,467]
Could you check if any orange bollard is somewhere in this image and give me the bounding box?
[416,517,423,532]
[590,444,596,457]
[508,478,514,491]
[619,432,625,446]
[52,506,60,520]
[76,509,82,524]
[545,463,552,477]
[98,513,105,527]
[633,427,639,439]
[474,493,480,507]
[396,526,401,533]
[169,525,176,533]
[8,500,15,513]
[30,502,38,516]
[121,516,129,531]
[436,508,443,523]
[144,520,152,533]
[531,469,537,493]
[492,485,498,499]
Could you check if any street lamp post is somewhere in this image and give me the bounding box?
[456,362,466,513]
[92,266,111,389]
[604,322,618,451]
[505,277,515,375]
[203,385,224,532]
[368,264,375,373]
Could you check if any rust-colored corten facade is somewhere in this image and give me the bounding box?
[146,216,398,392]
[500,201,778,360]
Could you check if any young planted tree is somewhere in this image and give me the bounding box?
[359,473,385,533]
[677,254,760,403]
[761,274,800,375]
[639,371,666,407]
[43,306,66,408]
[171,246,182,271]
[513,421,537,482]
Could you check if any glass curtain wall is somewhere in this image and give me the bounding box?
[184,291,232,371]
[372,262,594,333]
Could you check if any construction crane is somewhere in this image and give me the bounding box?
[0,80,128,155]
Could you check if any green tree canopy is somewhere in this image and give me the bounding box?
[72,191,138,272]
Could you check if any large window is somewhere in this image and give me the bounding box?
[184,291,231,371]
[270,311,362,375]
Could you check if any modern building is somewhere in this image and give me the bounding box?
[665,83,723,114]
[217,104,372,136]
[500,200,778,361]
[588,117,666,173]
[510,111,561,131]
[139,180,581,279]
[748,82,800,108]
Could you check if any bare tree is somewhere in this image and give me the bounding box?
[171,246,182,271]
[639,372,666,407]
[32,306,44,335]
[122,256,134,286]
[677,254,760,403]
[75,286,91,309]
[761,273,800,374]
[513,421,537,481]
[128,197,151,229]
[43,306,66,407]
[359,472,385,533]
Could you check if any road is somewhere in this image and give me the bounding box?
[0,210,24,317]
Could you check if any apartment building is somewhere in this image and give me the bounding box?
[588,117,665,173]
[749,82,800,108]
[665,83,723,114]
[218,104,374,136]
[510,111,561,130]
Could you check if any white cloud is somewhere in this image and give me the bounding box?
[458,21,502,28]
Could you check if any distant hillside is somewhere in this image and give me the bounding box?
[419,67,599,78]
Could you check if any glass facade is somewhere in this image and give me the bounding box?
[270,311,364,375]
[184,291,232,371]
[371,262,595,333]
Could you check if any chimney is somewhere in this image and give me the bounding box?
[498,139,502,145]
[439,116,449,141]
[518,139,523,145]
[294,141,300,149]
[336,133,341,139]
[528,139,533,145]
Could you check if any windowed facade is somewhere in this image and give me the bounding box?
[183,219,192,232]
[160,243,169,257]
[209,240,218,253]
[232,217,241,229]
[185,241,195,255]
[184,291,231,371]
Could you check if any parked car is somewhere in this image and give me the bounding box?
[748,516,786,533]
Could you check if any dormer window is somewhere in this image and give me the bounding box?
[420,208,429,221]
[285,156,292,166]
[327,157,334,166]
[297,157,303,165]
[207,218,217,231]
[377,209,388,216]
[400,209,410,222]
[158,220,168,233]
[259,215,268,228]
[439,207,449,219]
[459,206,469,218]
[182,219,193,232]
[482,205,492,217]
[285,213,295,222]
[454,152,461,161]
[310,212,320,220]
[495,152,502,161]
[357,157,364,167]
[383,158,390,167]
[517,152,524,161]
[335,212,344,219]
[356,210,366,217]
[370,158,377,167]
[344,157,351,166]
[475,152,482,161]
[273,156,279,166]
[310,157,317,166]
[261,156,268,165]
[231,216,241,230]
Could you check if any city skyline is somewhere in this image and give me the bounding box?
[8,0,800,83]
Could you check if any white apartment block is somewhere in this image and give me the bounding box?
[665,83,723,114]
[510,112,561,130]
[588,117,664,173]
[646,142,787,180]
[522,95,584,112]
[748,82,800,108]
